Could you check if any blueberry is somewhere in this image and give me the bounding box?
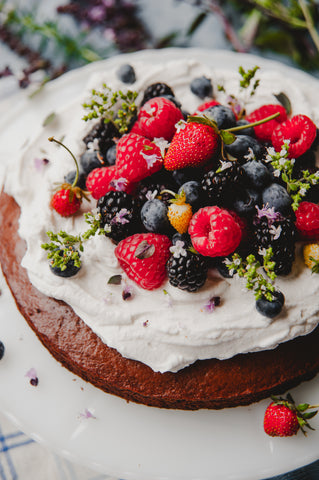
[233,188,260,217]
[242,160,272,190]
[203,105,236,130]
[225,135,263,161]
[106,144,117,165]
[178,181,202,208]
[235,119,255,137]
[49,250,81,278]
[262,183,292,214]
[80,150,103,174]
[256,290,285,318]
[64,169,86,190]
[0,341,5,360]
[190,76,213,99]
[141,199,170,233]
[116,64,136,84]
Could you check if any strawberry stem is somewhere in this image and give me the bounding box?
[48,136,80,188]
[225,112,280,133]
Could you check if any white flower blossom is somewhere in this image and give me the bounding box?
[218,160,233,171]
[153,137,170,157]
[140,151,161,169]
[175,120,187,133]
[258,247,268,257]
[169,240,187,258]
[269,224,282,240]
[244,147,256,161]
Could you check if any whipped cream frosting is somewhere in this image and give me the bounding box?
[4,58,319,373]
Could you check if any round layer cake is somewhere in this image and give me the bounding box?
[1,51,319,410]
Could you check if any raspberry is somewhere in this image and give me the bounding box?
[246,104,287,142]
[116,133,163,183]
[188,206,242,257]
[86,165,117,200]
[272,114,317,158]
[295,201,319,239]
[131,97,183,141]
[114,233,172,290]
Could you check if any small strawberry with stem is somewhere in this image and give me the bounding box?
[264,393,319,437]
[49,136,89,216]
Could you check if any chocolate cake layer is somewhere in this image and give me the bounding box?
[1,191,319,410]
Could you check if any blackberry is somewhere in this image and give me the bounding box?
[253,216,297,275]
[167,250,208,292]
[97,191,139,242]
[141,82,175,106]
[83,119,119,157]
[201,163,245,207]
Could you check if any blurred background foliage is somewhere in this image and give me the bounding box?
[1,0,319,90]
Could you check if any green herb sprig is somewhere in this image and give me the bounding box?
[225,248,276,301]
[266,142,319,211]
[238,65,260,95]
[41,210,105,271]
[82,85,138,134]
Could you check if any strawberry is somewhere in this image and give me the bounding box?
[86,165,117,200]
[303,241,319,273]
[114,233,172,290]
[131,97,183,141]
[49,136,88,216]
[51,187,82,217]
[188,206,242,257]
[246,104,287,142]
[272,114,317,158]
[167,192,193,234]
[116,133,163,183]
[264,394,318,437]
[295,201,319,239]
[164,121,219,171]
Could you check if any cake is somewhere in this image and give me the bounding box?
[1,52,319,410]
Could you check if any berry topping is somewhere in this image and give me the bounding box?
[131,97,183,141]
[167,192,193,234]
[141,82,175,106]
[201,104,236,130]
[295,201,319,239]
[116,132,163,183]
[114,233,172,290]
[140,198,170,233]
[225,135,264,161]
[116,64,136,84]
[86,165,117,200]
[190,76,213,99]
[246,104,287,142]
[49,248,81,277]
[167,243,208,292]
[164,121,219,171]
[261,183,292,215]
[0,341,5,360]
[303,241,319,272]
[256,290,285,318]
[98,191,139,242]
[188,206,242,257]
[272,114,317,159]
[51,188,82,217]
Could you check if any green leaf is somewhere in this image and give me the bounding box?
[42,112,56,127]
[274,92,292,115]
[220,130,236,145]
[107,274,122,285]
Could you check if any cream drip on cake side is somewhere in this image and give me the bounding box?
[4,58,319,373]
